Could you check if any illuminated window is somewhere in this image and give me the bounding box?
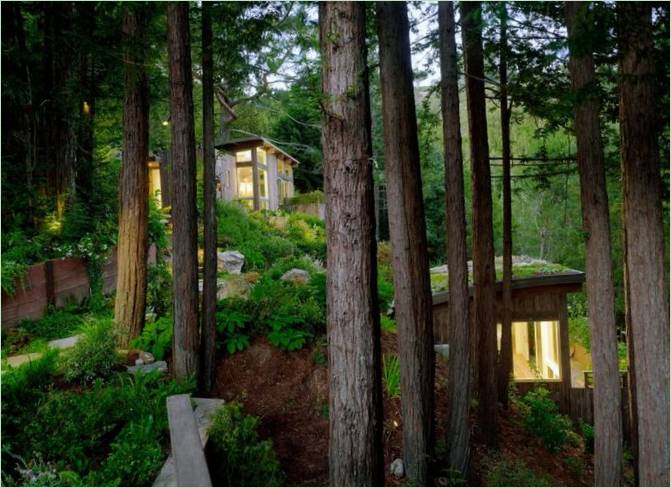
[236,150,252,163]
[259,169,268,198]
[257,147,267,165]
[503,320,561,380]
[236,166,253,198]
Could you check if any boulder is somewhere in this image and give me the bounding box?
[280,268,310,284]
[127,360,168,375]
[390,458,404,479]
[217,276,251,300]
[139,351,155,364]
[218,251,245,274]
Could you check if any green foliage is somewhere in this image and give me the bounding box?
[207,402,285,486]
[383,354,401,398]
[267,312,311,351]
[216,308,252,354]
[287,191,324,205]
[147,198,168,251]
[562,455,585,478]
[484,458,550,487]
[381,315,397,333]
[519,387,572,452]
[61,320,121,384]
[377,275,395,312]
[579,420,594,453]
[1,229,47,295]
[131,316,173,361]
[146,262,173,317]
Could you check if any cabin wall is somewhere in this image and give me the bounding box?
[215,152,236,201]
[267,152,279,210]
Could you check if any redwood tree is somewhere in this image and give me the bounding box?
[200,1,217,393]
[496,3,513,409]
[377,2,435,483]
[461,0,498,448]
[319,2,384,485]
[167,2,199,380]
[438,1,471,476]
[565,2,623,484]
[114,5,149,348]
[618,3,670,485]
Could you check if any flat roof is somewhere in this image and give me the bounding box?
[431,256,585,305]
[216,137,300,166]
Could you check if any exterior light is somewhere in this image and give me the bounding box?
[162,120,169,126]
[82,101,90,115]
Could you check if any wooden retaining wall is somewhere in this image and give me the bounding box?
[2,245,156,331]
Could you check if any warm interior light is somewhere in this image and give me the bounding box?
[82,101,90,115]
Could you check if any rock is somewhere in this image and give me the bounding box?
[127,360,168,375]
[280,268,310,284]
[139,351,155,364]
[390,458,404,479]
[244,271,261,284]
[47,335,80,350]
[218,251,245,274]
[135,359,145,366]
[434,344,449,360]
[146,311,157,323]
[217,276,251,300]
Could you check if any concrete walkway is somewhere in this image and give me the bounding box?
[3,334,81,369]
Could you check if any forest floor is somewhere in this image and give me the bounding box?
[210,330,596,487]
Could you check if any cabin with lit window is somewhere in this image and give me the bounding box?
[430,256,615,425]
[214,137,297,210]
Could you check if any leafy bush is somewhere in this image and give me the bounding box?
[146,263,172,317]
[216,308,251,354]
[579,420,594,453]
[61,320,121,384]
[520,387,572,452]
[383,354,401,398]
[268,312,311,351]
[484,458,550,487]
[9,373,192,485]
[131,316,173,360]
[206,402,284,486]
[377,275,395,312]
[287,190,324,205]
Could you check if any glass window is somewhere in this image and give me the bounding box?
[257,147,267,165]
[236,150,252,163]
[236,166,253,198]
[259,168,268,198]
[503,320,562,381]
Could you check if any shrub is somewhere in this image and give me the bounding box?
[216,308,251,354]
[267,311,311,351]
[287,190,324,205]
[61,320,121,384]
[147,263,172,317]
[381,315,397,333]
[520,387,572,452]
[206,402,284,486]
[484,458,550,487]
[579,420,594,453]
[377,275,395,312]
[383,354,401,398]
[131,316,173,360]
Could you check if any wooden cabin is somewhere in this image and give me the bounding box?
[431,256,600,417]
[215,137,298,210]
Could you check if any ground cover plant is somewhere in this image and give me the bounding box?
[1,346,193,487]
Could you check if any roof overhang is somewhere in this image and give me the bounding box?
[216,137,300,166]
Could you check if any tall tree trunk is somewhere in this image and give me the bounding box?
[438,1,471,476]
[200,1,217,394]
[319,3,384,485]
[168,1,200,380]
[497,2,513,409]
[75,2,96,205]
[617,3,670,485]
[461,0,498,449]
[377,2,435,483]
[114,5,149,348]
[565,3,623,485]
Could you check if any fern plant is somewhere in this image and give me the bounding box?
[216,310,251,354]
[267,313,310,351]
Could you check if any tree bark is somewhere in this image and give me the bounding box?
[168,1,200,380]
[319,3,384,485]
[200,1,217,394]
[377,2,435,483]
[497,3,513,409]
[438,1,471,476]
[565,3,623,485]
[461,0,498,449]
[114,5,149,348]
[618,3,670,485]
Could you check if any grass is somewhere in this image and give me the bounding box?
[383,354,401,398]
